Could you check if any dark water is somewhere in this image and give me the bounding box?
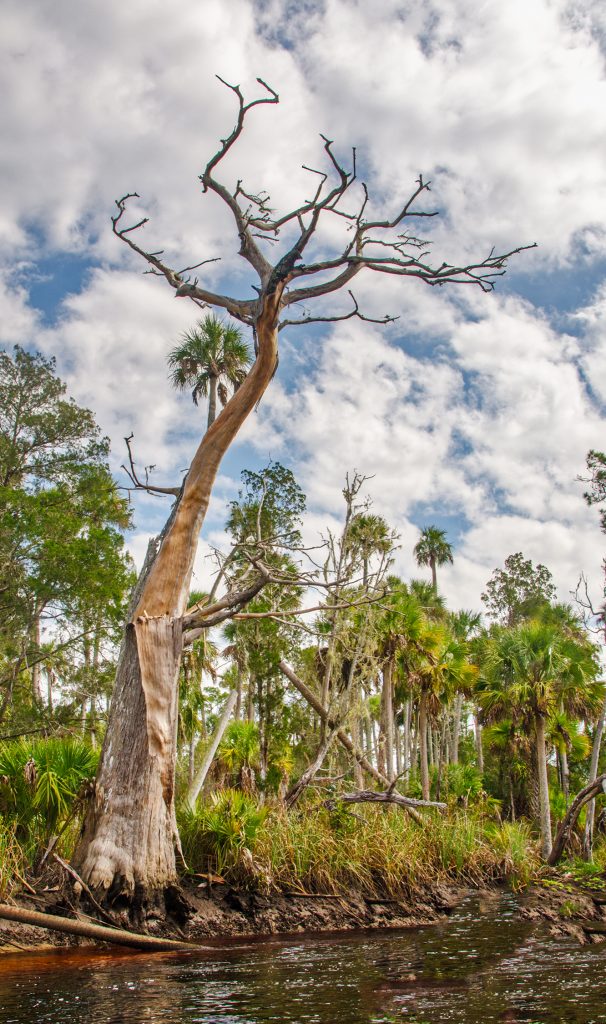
[0,893,605,1024]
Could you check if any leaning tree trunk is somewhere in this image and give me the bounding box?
[419,692,430,801]
[535,712,553,861]
[584,697,606,859]
[549,772,606,866]
[73,292,282,909]
[185,688,238,810]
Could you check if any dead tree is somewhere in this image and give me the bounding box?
[72,76,534,914]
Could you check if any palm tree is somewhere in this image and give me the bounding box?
[478,620,603,859]
[413,526,454,592]
[168,314,253,429]
[347,513,394,586]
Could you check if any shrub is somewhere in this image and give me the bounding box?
[0,736,98,858]
[179,788,268,874]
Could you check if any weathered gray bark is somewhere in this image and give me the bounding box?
[185,688,238,810]
[73,618,182,900]
[419,693,430,801]
[535,713,552,860]
[74,288,282,903]
[474,709,484,773]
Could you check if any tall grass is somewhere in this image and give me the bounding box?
[178,790,540,896]
[0,820,25,898]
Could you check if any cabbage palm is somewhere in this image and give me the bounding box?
[413,526,453,592]
[168,315,253,429]
[478,621,603,859]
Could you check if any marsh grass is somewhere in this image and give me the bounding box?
[179,790,540,896]
[0,820,24,898]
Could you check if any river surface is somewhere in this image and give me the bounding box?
[0,893,605,1023]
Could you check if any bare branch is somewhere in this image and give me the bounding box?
[279,290,398,330]
[121,434,181,498]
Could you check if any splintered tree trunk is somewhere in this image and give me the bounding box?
[73,294,282,908]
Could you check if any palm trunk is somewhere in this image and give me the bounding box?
[419,692,430,801]
[31,609,42,706]
[451,693,463,764]
[207,375,218,429]
[430,558,437,592]
[403,698,411,777]
[474,709,484,773]
[560,747,570,807]
[73,295,281,905]
[535,713,552,860]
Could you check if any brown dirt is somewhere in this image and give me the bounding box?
[0,877,465,954]
[518,868,606,944]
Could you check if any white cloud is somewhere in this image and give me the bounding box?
[1,0,605,617]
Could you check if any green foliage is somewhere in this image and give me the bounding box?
[481,552,556,625]
[178,788,268,874]
[413,526,453,568]
[0,346,134,737]
[0,736,98,853]
[442,763,484,804]
[218,721,260,781]
[168,314,252,411]
[251,806,538,896]
[0,819,24,897]
[583,449,606,534]
[227,461,306,549]
[484,821,539,889]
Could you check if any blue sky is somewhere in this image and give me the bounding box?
[2,0,606,613]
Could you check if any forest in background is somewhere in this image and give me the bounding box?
[2,343,606,904]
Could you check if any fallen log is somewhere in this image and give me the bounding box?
[0,903,201,953]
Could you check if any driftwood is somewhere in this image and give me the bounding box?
[548,772,606,866]
[0,903,200,953]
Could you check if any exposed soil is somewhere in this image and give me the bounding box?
[4,868,606,955]
[0,876,465,954]
[518,868,606,944]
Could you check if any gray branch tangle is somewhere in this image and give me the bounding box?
[112,75,536,335]
[112,76,536,636]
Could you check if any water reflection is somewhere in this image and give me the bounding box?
[0,894,605,1024]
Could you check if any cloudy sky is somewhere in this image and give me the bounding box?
[2,0,606,614]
